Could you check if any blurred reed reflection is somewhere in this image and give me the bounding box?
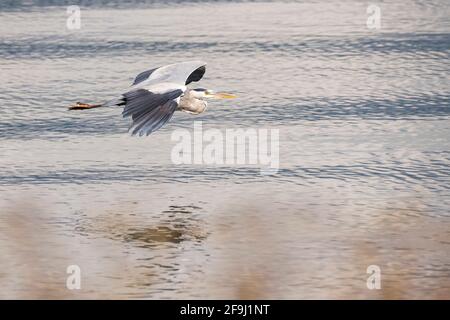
[0,192,449,299]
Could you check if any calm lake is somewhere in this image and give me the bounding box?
[0,0,449,298]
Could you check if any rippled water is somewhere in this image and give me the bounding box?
[0,0,449,299]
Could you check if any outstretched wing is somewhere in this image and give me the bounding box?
[131,61,206,88]
[122,89,183,136]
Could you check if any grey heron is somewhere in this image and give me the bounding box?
[69,61,236,136]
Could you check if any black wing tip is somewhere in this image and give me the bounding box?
[185,65,206,85]
[132,67,158,86]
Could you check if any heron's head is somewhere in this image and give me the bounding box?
[191,88,237,99]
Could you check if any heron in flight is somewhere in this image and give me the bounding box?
[69,61,236,136]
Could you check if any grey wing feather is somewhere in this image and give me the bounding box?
[122,89,181,118]
[129,100,178,136]
[121,89,183,136]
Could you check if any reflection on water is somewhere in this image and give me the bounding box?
[79,205,208,249]
[125,227,185,246]
[0,0,449,299]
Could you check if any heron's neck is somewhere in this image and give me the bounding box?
[179,90,208,114]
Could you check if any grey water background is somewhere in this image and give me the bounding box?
[0,0,449,298]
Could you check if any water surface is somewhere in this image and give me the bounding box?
[0,0,449,298]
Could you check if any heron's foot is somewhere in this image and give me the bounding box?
[68,102,101,110]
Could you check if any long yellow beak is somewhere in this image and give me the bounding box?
[209,92,237,99]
